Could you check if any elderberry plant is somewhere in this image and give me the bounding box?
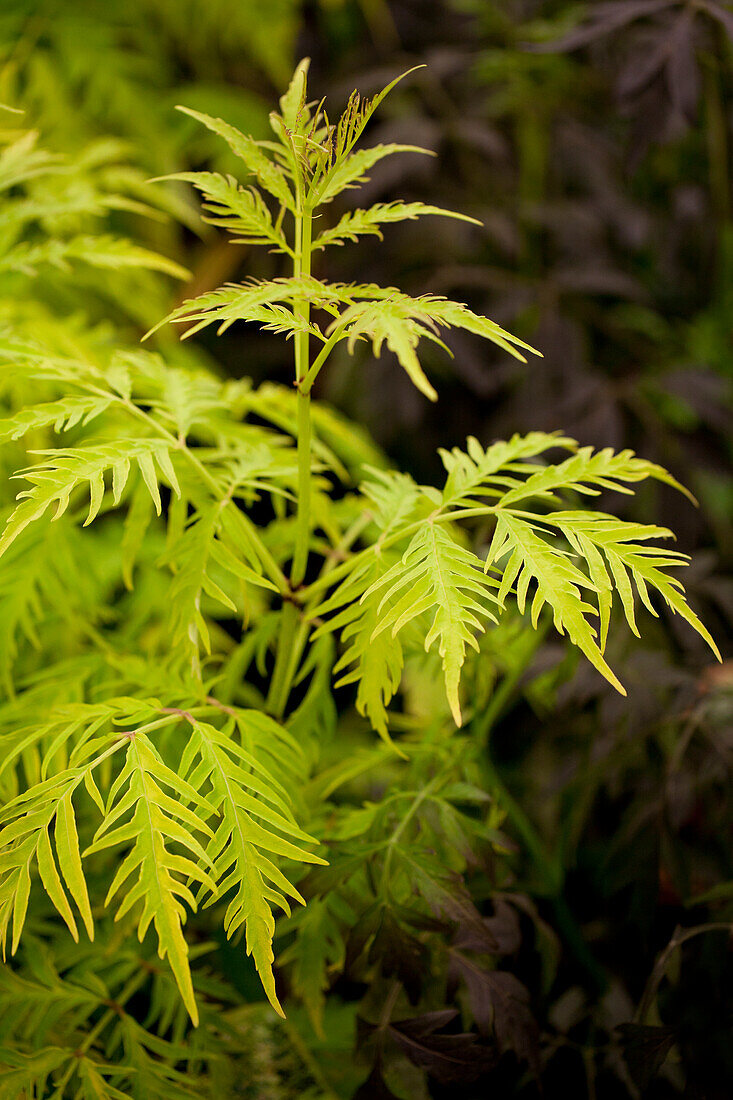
[0,63,719,1097]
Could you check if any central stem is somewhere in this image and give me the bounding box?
[291,207,312,588]
[267,198,313,717]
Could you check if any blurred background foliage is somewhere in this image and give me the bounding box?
[1,1,732,1096]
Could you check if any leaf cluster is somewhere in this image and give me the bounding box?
[0,55,721,1100]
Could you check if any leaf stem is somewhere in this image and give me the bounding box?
[267,601,299,718]
[299,319,348,393]
[380,775,442,895]
[635,922,733,1024]
[299,507,475,602]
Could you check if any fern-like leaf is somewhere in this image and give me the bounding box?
[485,511,625,693]
[0,440,180,558]
[547,511,720,657]
[0,1047,70,1099]
[313,143,434,205]
[312,201,480,250]
[439,432,576,508]
[175,107,295,211]
[0,235,188,280]
[84,734,218,1025]
[334,290,540,401]
[365,524,501,725]
[164,502,277,664]
[144,276,340,341]
[156,172,290,254]
[313,555,405,742]
[179,713,326,1016]
[0,395,112,444]
[0,130,60,192]
[495,446,694,507]
[337,295,450,402]
[0,751,118,956]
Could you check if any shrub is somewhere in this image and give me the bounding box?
[0,62,718,1098]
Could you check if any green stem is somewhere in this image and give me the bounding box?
[53,969,148,1090]
[267,198,313,714]
[267,601,299,718]
[291,208,313,587]
[380,775,441,896]
[473,620,548,750]
[299,320,348,393]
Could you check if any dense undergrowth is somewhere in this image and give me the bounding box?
[0,3,731,1099]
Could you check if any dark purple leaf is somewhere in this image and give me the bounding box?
[627,80,675,166]
[345,904,383,974]
[389,1010,496,1083]
[368,909,430,1004]
[450,955,540,1075]
[665,10,700,120]
[701,0,733,42]
[484,899,523,956]
[616,1023,676,1090]
[454,898,522,955]
[394,1008,458,1034]
[616,11,696,103]
[402,851,500,952]
[527,0,679,53]
[392,904,449,935]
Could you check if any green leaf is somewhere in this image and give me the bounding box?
[144,275,340,340]
[361,467,423,535]
[157,367,227,438]
[180,714,325,1017]
[76,1057,134,1100]
[278,57,311,131]
[338,296,446,402]
[312,201,481,250]
[0,756,118,955]
[176,106,294,210]
[438,432,576,508]
[0,440,180,558]
[84,735,218,1025]
[485,511,625,694]
[164,502,276,664]
[313,555,405,743]
[365,524,501,725]
[0,1047,70,1099]
[495,446,696,507]
[113,1017,202,1099]
[55,790,94,941]
[313,143,433,206]
[0,130,60,192]
[331,289,540,401]
[0,235,189,280]
[548,511,720,658]
[418,297,541,362]
[0,395,112,444]
[278,897,343,1036]
[155,172,290,253]
[121,480,154,590]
